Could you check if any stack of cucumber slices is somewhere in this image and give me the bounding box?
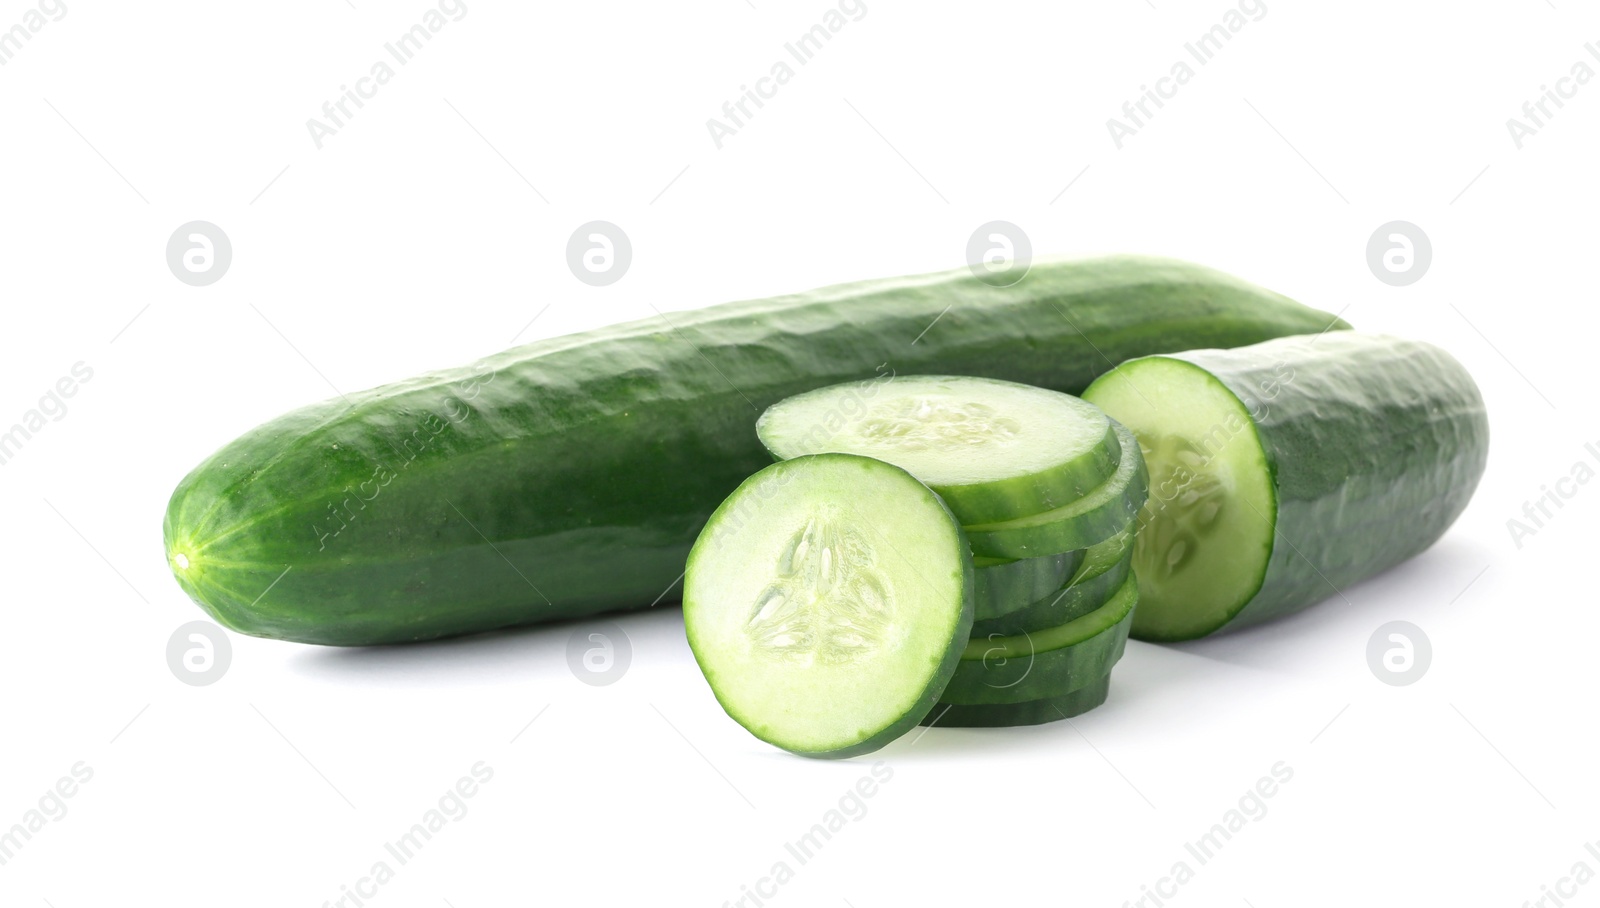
[684,376,1148,757]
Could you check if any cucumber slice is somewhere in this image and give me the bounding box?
[973,549,1084,621]
[962,422,1148,558]
[939,573,1136,705]
[1083,332,1489,640]
[922,673,1113,728]
[683,453,974,758]
[756,375,1120,524]
[971,526,1134,637]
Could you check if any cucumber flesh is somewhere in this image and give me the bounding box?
[683,454,973,758]
[757,375,1119,525]
[923,673,1113,728]
[962,422,1148,558]
[971,526,1134,637]
[1083,332,1490,640]
[973,549,1084,621]
[939,573,1136,705]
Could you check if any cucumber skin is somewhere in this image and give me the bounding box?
[923,673,1113,728]
[1122,333,1489,640]
[970,529,1134,637]
[163,256,1349,645]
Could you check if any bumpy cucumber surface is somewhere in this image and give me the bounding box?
[164,256,1348,645]
[963,423,1148,559]
[971,527,1134,637]
[757,375,1120,524]
[1083,332,1488,641]
[682,454,973,758]
[939,574,1137,705]
[923,673,1113,728]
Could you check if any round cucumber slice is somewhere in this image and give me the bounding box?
[1082,356,1275,641]
[756,375,1120,524]
[939,573,1137,705]
[971,526,1134,637]
[922,673,1113,727]
[962,422,1148,559]
[683,453,974,758]
[973,549,1084,621]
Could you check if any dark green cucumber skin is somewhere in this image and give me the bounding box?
[971,530,1134,637]
[923,674,1112,727]
[941,579,1136,705]
[974,549,1083,621]
[1135,332,1489,640]
[163,256,1349,645]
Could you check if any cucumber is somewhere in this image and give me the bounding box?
[163,255,1349,645]
[682,454,973,758]
[757,375,1120,524]
[973,550,1083,620]
[923,673,1113,728]
[939,573,1137,705]
[962,423,1148,559]
[1082,332,1489,641]
[970,526,1135,637]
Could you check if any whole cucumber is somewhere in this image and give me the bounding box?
[164,256,1348,644]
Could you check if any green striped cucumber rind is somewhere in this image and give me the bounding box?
[923,673,1113,727]
[163,255,1349,645]
[963,422,1149,559]
[974,549,1084,621]
[970,525,1135,637]
[940,573,1137,705]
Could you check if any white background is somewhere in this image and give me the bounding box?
[2,1,1597,906]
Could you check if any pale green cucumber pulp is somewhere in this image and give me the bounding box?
[757,375,1120,525]
[682,454,974,758]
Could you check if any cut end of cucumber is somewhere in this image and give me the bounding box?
[1083,358,1276,641]
[684,454,973,758]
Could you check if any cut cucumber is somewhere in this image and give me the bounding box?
[939,573,1136,705]
[683,454,974,758]
[922,673,1113,728]
[757,375,1120,525]
[971,526,1135,637]
[962,422,1148,558]
[973,550,1084,621]
[1083,332,1489,641]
